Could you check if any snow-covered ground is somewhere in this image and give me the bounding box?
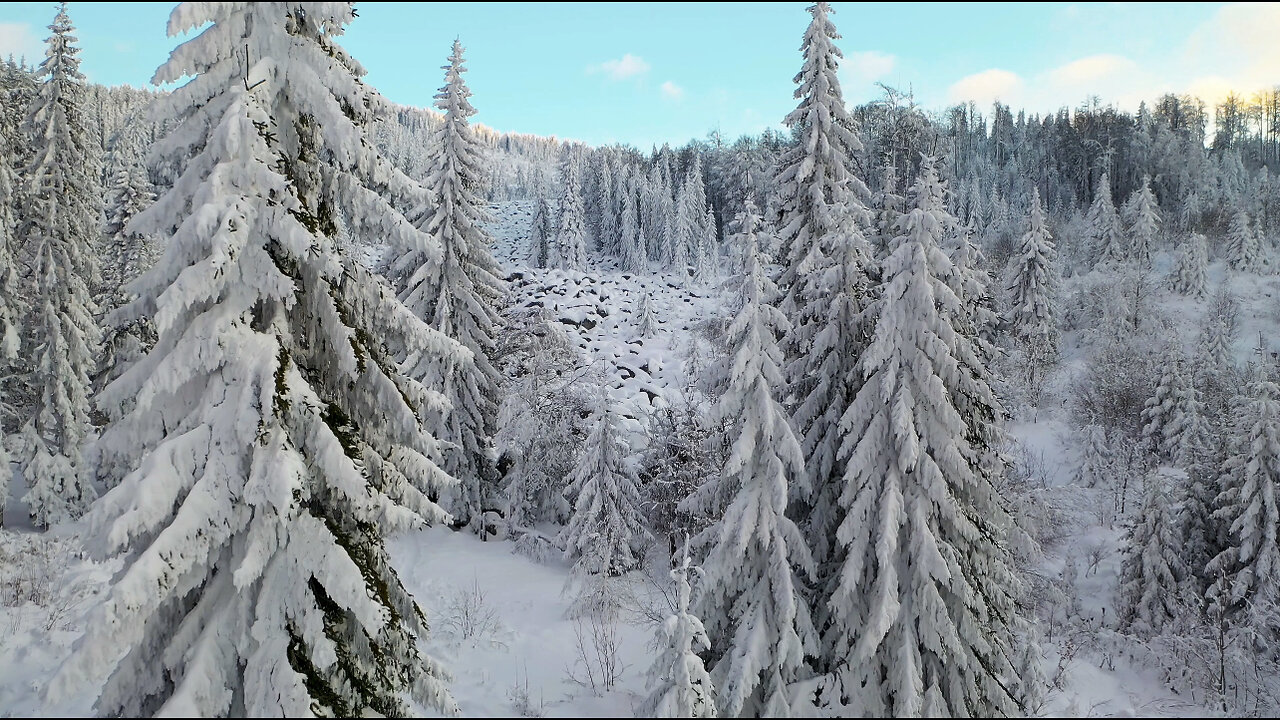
[2,203,1275,717]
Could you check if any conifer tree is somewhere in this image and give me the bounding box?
[770,10,878,662]
[95,127,160,395]
[827,161,1020,716]
[671,164,701,274]
[19,2,100,528]
[1009,187,1058,360]
[638,541,717,719]
[50,5,463,715]
[1171,233,1208,297]
[620,169,647,274]
[386,39,504,530]
[1074,423,1112,488]
[1118,469,1186,637]
[0,69,21,370]
[528,195,554,268]
[0,71,21,509]
[1226,209,1260,272]
[636,289,660,338]
[773,2,868,321]
[1088,172,1126,265]
[1125,175,1160,267]
[595,153,616,252]
[691,207,717,285]
[1206,380,1280,619]
[1142,351,1190,460]
[682,224,814,718]
[561,389,650,577]
[555,152,588,270]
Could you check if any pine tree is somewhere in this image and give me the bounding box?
[619,169,647,274]
[1171,233,1208,297]
[788,198,875,651]
[95,127,160,396]
[637,541,717,719]
[1226,209,1260,272]
[18,2,100,528]
[682,225,815,718]
[950,224,1000,355]
[595,153,616,252]
[0,69,21,369]
[528,195,554,268]
[1074,423,1112,487]
[0,71,22,506]
[1125,175,1160,267]
[1142,351,1190,460]
[636,289,660,338]
[1009,187,1058,360]
[386,39,504,531]
[671,163,702,274]
[691,207,717,285]
[727,195,766,275]
[561,389,650,577]
[1206,380,1280,619]
[555,152,588,270]
[773,2,868,324]
[49,5,462,715]
[1118,468,1186,638]
[826,161,1020,716]
[1088,172,1126,265]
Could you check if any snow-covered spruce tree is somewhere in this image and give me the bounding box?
[1125,175,1160,267]
[555,151,588,270]
[1074,423,1112,488]
[19,2,101,528]
[1141,350,1191,461]
[950,223,1000,355]
[560,388,650,578]
[527,195,554,268]
[1088,172,1126,266]
[770,7,877,663]
[595,153,617,254]
[637,541,717,719]
[0,71,22,372]
[0,77,22,509]
[636,289,660,338]
[826,161,1020,716]
[1009,187,1058,363]
[1206,379,1280,620]
[1226,209,1260,273]
[97,125,157,309]
[681,225,815,718]
[671,164,700,274]
[1117,468,1186,638]
[1171,233,1208,297]
[773,2,868,323]
[619,169,648,274]
[385,39,504,531]
[727,195,765,275]
[691,207,717,285]
[788,198,875,652]
[95,126,160,396]
[48,5,464,716]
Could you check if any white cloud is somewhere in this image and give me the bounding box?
[1181,2,1280,106]
[841,50,896,92]
[947,69,1024,107]
[588,53,650,81]
[947,4,1280,116]
[0,22,41,62]
[1045,54,1137,87]
[660,81,684,101]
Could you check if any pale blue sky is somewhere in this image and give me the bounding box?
[2,2,1275,148]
